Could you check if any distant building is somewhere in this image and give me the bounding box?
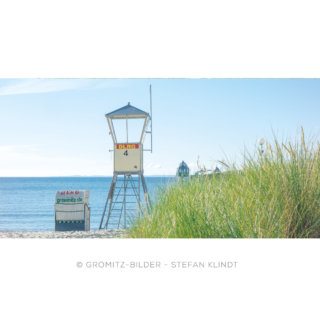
[176,161,189,177]
[191,166,221,179]
[213,166,221,173]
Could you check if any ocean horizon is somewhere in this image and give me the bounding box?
[0,176,176,231]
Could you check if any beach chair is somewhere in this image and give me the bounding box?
[54,190,90,231]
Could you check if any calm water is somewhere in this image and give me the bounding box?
[0,177,176,231]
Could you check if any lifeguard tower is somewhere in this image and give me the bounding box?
[99,87,153,230]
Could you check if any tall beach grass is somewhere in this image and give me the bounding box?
[127,128,320,238]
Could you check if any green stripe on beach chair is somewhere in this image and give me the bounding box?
[56,220,84,224]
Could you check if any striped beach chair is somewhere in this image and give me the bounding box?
[54,190,90,231]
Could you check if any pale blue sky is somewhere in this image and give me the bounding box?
[0,79,319,177]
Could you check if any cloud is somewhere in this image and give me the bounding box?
[153,164,162,169]
[0,144,112,177]
[0,145,37,152]
[146,163,153,169]
[0,144,103,164]
[188,163,197,167]
[0,79,119,96]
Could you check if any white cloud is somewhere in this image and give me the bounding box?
[0,145,37,152]
[146,163,153,169]
[153,164,162,169]
[0,144,110,176]
[188,163,197,167]
[0,79,119,96]
[0,144,102,164]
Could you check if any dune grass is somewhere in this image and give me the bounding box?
[126,128,320,238]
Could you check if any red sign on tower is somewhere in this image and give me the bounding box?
[116,144,139,149]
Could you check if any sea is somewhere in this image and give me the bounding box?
[0,177,176,231]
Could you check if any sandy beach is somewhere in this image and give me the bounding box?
[0,230,126,239]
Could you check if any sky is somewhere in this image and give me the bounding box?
[0,78,319,177]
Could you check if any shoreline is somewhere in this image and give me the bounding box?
[0,230,126,239]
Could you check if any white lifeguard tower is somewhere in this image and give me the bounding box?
[99,87,153,229]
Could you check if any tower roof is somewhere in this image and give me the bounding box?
[214,166,221,173]
[178,161,189,169]
[106,104,149,119]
